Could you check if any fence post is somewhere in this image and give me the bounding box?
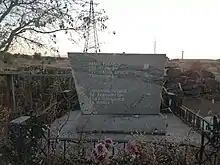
[47,128,51,155]
[63,141,66,159]
[28,76,33,112]
[198,132,205,165]
[6,74,16,114]
[68,77,72,90]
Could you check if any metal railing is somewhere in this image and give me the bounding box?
[48,137,200,159]
[173,105,211,133]
[49,137,127,158]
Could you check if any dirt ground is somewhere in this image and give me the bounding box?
[183,97,220,117]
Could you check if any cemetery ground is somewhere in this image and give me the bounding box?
[166,59,220,117]
[0,55,220,164]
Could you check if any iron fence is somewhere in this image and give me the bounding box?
[47,136,201,159]
[173,105,212,133]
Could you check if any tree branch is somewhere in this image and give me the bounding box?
[21,27,83,34]
[0,0,107,53]
[16,34,44,46]
[3,1,9,9]
[19,0,38,5]
[0,20,33,52]
[0,0,19,23]
[0,1,13,23]
[0,0,40,23]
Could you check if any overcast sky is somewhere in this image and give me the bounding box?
[57,0,220,59]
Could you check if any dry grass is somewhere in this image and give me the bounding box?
[168,59,220,73]
[0,52,70,71]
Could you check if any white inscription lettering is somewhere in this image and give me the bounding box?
[89,89,127,105]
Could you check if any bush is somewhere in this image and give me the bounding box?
[20,54,33,60]
[1,52,13,64]
[33,52,42,60]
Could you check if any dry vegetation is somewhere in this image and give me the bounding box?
[167,59,220,73]
[0,59,78,151]
[0,52,70,71]
[0,68,78,121]
[31,139,216,165]
[1,54,220,164]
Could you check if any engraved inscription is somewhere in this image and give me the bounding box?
[89,89,127,105]
[69,53,166,114]
[88,62,119,78]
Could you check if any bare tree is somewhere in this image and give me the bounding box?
[0,0,108,53]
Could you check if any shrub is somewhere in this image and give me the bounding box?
[1,52,13,64]
[33,52,42,60]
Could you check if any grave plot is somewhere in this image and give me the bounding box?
[68,53,167,136]
[164,64,220,117]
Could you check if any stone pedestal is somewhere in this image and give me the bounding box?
[68,53,167,135]
[76,115,167,135]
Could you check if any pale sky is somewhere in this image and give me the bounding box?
[57,0,220,59]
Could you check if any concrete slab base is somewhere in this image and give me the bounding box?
[76,114,167,135]
[50,110,201,145]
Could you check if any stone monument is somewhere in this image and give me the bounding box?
[68,52,167,135]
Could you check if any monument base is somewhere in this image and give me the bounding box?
[51,110,201,144]
[76,114,167,135]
